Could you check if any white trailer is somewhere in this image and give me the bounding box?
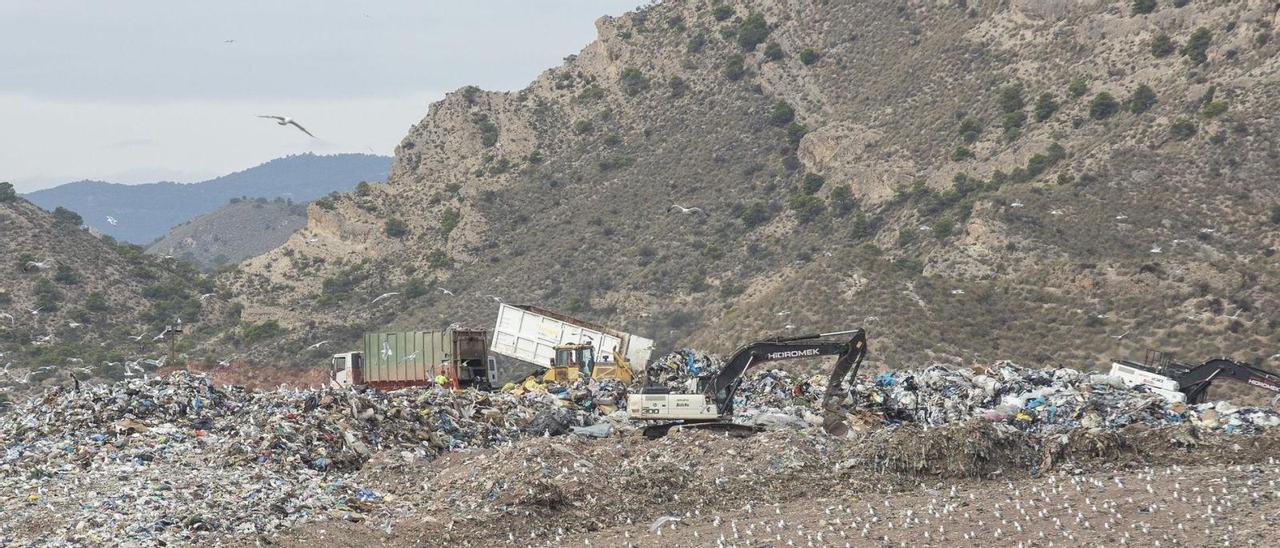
[490,304,654,370]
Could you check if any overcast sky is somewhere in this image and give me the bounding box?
[0,1,641,192]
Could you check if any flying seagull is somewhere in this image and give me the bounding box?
[487,295,503,303]
[27,306,43,316]
[306,340,330,351]
[25,259,52,270]
[257,115,316,138]
[199,293,218,301]
[437,287,454,296]
[668,204,706,216]
[106,216,118,226]
[370,292,399,304]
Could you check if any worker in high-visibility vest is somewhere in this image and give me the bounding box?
[434,372,448,388]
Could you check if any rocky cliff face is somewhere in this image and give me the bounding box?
[223,0,1280,372]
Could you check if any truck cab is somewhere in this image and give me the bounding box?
[331,351,363,387]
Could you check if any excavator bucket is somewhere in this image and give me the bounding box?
[821,331,868,436]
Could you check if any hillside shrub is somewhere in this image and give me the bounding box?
[1182,28,1212,65]
[315,195,337,211]
[786,122,808,147]
[238,320,283,346]
[402,277,428,299]
[952,146,974,161]
[598,155,635,171]
[461,85,481,105]
[439,208,460,236]
[712,4,733,21]
[788,194,825,221]
[52,207,82,227]
[799,48,819,65]
[85,291,108,312]
[764,41,784,61]
[426,249,451,269]
[573,119,594,134]
[471,114,499,147]
[723,54,746,80]
[739,202,771,228]
[35,279,62,312]
[828,185,856,217]
[1201,100,1228,117]
[997,84,1024,113]
[1271,205,1280,225]
[1151,33,1176,57]
[736,13,770,51]
[576,84,605,103]
[958,117,982,143]
[53,264,80,285]
[384,218,408,238]
[1067,79,1089,98]
[769,101,795,126]
[1170,119,1197,140]
[687,32,707,53]
[1172,0,1189,6]
[1127,84,1157,114]
[668,77,687,98]
[1131,0,1157,15]
[619,67,650,96]
[0,182,15,202]
[801,173,825,194]
[1034,93,1059,121]
[1088,92,1120,119]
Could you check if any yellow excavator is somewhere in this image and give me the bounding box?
[542,342,634,383]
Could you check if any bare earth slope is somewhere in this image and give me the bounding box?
[221,0,1280,372]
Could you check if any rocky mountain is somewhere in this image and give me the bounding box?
[146,197,309,270]
[24,153,390,244]
[220,0,1280,375]
[0,189,238,391]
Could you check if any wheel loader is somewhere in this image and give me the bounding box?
[542,342,634,384]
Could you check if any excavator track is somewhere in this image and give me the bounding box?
[642,421,763,440]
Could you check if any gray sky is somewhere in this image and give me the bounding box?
[0,1,641,192]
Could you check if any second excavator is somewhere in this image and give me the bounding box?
[628,329,867,437]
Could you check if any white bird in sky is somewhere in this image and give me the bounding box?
[951,289,965,295]
[25,259,52,270]
[127,333,145,342]
[1115,214,1129,220]
[370,292,399,304]
[106,216,118,226]
[199,293,218,301]
[67,321,82,328]
[1049,209,1064,216]
[1150,245,1162,254]
[1111,330,1131,340]
[668,204,707,216]
[1010,201,1024,208]
[257,115,316,138]
[152,331,167,342]
[487,295,503,303]
[27,306,42,316]
[437,287,454,296]
[306,340,330,351]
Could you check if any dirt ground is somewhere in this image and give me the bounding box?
[241,424,1280,547]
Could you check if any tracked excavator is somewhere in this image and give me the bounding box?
[628,329,867,438]
[1111,352,1280,404]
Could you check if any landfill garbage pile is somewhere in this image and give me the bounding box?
[0,371,624,543]
[724,361,1280,435]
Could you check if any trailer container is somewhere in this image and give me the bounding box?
[489,304,654,370]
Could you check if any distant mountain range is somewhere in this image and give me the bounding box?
[24,153,391,244]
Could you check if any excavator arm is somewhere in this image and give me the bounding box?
[1174,358,1280,404]
[705,329,867,415]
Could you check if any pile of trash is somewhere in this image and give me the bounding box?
[1,357,1278,543]
[723,361,1280,435]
